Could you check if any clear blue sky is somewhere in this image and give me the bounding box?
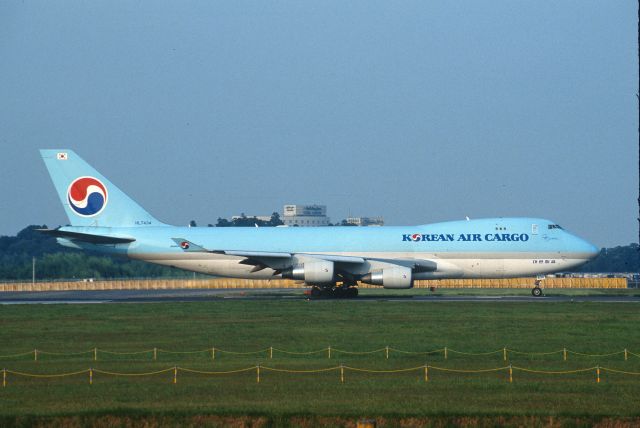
[0,1,636,247]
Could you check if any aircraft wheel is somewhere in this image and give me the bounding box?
[333,287,346,298]
[346,287,358,298]
[320,287,334,298]
[310,286,322,297]
[531,287,543,297]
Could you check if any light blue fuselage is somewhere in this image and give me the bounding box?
[40,149,598,285]
[58,217,598,280]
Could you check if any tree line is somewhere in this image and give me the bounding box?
[0,225,636,281]
[191,213,358,227]
[0,226,187,280]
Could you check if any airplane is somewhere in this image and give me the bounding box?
[39,149,599,298]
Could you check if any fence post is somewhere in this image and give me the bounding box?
[94,347,97,362]
[212,347,215,360]
[256,365,260,384]
[444,347,448,360]
[503,347,507,362]
[563,348,567,362]
[424,365,428,382]
[2,368,5,387]
[509,365,513,383]
[625,349,628,361]
[385,346,389,359]
[270,346,273,359]
[596,366,600,384]
[153,348,157,361]
[89,368,93,385]
[173,366,177,384]
[328,346,331,359]
[34,349,37,362]
[340,364,344,384]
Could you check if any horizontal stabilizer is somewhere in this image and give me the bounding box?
[37,229,135,244]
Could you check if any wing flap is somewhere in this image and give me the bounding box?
[309,254,365,264]
[224,250,292,258]
[373,258,437,272]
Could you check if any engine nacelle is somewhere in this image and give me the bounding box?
[361,266,413,289]
[282,259,335,285]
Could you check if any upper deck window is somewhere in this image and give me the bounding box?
[548,224,563,230]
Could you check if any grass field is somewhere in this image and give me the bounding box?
[1,291,640,426]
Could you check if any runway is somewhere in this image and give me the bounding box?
[1,288,639,304]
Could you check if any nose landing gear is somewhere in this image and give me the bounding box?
[531,278,544,297]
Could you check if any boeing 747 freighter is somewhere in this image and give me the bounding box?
[39,150,599,297]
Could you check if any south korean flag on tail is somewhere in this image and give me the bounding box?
[56,152,68,160]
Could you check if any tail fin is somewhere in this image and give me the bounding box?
[40,149,165,227]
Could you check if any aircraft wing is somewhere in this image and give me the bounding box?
[171,238,364,262]
[171,238,433,271]
[38,228,136,244]
[172,238,291,258]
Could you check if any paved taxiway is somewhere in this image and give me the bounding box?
[1,289,639,304]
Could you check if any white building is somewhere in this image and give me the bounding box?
[283,204,330,227]
[346,216,385,226]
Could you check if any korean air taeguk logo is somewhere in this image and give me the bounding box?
[67,176,108,217]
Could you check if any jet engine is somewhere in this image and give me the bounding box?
[360,266,413,289]
[281,259,335,285]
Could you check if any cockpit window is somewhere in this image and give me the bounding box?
[548,224,563,230]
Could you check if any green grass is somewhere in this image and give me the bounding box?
[357,287,640,297]
[239,287,640,298]
[0,298,640,423]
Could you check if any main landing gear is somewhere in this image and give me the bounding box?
[309,285,359,298]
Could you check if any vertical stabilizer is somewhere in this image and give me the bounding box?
[40,149,165,227]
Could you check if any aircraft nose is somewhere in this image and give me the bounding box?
[565,233,599,260]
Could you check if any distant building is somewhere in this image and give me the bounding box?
[283,204,330,227]
[346,216,385,226]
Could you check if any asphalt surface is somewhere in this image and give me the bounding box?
[1,289,639,304]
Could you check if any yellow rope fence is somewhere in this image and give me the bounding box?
[2,364,637,386]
